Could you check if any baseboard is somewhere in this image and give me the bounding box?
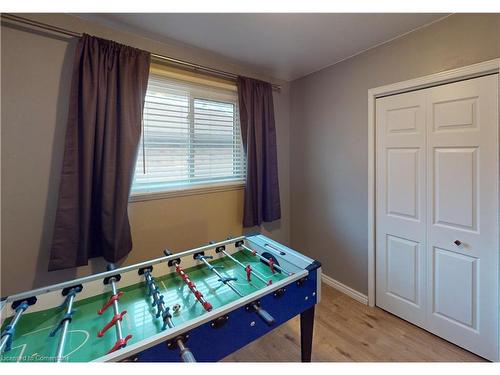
[321,274,368,305]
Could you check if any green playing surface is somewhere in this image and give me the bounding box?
[0,250,286,362]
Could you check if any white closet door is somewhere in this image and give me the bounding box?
[426,75,498,360]
[375,90,427,327]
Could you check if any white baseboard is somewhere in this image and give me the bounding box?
[321,274,368,305]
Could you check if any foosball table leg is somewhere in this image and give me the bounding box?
[300,305,315,362]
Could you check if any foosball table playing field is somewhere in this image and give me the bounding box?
[0,235,321,362]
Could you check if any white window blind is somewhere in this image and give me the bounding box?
[132,67,246,195]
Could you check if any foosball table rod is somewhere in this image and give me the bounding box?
[164,249,213,312]
[0,300,29,353]
[110,274,124,342]
[139,267,173,330]
[195,254,275,326]
[139,266,196,362]
[50,285,82,362]
[214,244,271,285]
[195,255,244,297]
[98,264,132,354]
[239,243,293,275]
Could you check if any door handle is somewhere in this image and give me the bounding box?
[454,240,462,247]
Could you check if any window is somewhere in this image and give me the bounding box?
[132,64,246,196]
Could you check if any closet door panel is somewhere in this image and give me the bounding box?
[375,90,427,327]
[426,74,499,361]
[433,147,478,233]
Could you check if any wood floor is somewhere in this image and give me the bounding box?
[223,283,484,362]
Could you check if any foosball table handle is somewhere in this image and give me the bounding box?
[179,347,196,363]
[255,306,275,326]
[169,336,197,363]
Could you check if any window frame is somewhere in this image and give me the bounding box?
[129,73,246,202]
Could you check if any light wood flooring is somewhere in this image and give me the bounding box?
[223,283,484,362]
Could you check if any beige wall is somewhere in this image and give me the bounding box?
[0,14,290,296]
[290,14,500,294]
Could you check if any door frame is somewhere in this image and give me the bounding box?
[367,58,500,308]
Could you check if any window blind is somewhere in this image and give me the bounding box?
[132,66,246,195]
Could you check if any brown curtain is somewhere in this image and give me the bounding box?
[49,34,151,271]
[237,76,281,227]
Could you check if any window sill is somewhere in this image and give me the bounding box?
[129,181,245,203]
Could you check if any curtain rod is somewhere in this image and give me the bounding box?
[1,13,281,92]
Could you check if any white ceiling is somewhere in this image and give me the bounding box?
[79,13,448,81]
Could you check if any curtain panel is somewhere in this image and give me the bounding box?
[237,76,281,227]
[49,34,151,270]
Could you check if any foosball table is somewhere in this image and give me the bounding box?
[0,235,321,362]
